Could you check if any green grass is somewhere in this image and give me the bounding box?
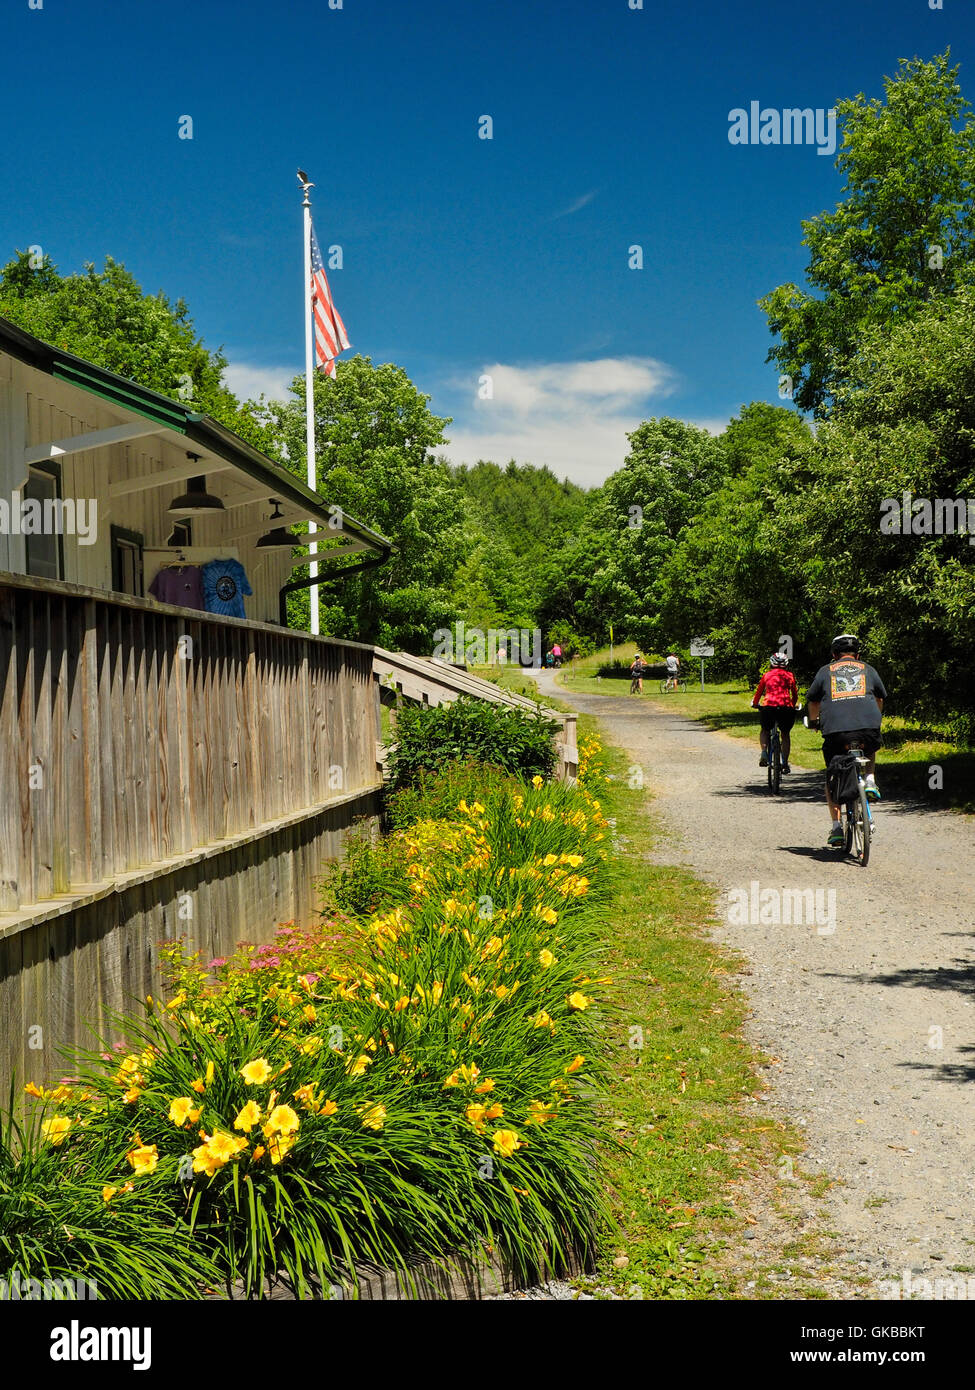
[558,653,975,815]
[584,725,845,1299]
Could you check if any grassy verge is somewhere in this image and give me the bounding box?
[582,718,854,1299]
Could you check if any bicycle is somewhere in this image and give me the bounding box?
[838,738,873,867]
[658,676,687,693]
[805,718,874,867]
[629,674,643,694]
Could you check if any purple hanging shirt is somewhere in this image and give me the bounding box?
[148,565,205,610]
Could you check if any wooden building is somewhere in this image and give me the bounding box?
[0,317,390,1085]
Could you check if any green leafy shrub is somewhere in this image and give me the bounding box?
[318,824,411,918]
[387,697,558,790]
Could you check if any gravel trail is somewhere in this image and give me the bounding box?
[535,672,975,1297]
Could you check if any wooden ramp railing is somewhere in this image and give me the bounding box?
[372,648,578,782]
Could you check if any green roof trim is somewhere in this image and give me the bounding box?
[53,360,189,432]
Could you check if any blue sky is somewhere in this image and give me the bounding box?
[4,0,972,486]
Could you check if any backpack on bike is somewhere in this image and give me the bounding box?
[826,751,860,804]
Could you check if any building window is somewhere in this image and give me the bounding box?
[111,525,145,597]
[166,521,192,548]
[23,463,63,580]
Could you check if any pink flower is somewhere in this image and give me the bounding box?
[208,957,227,969]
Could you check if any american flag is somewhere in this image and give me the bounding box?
[310,224,350,377]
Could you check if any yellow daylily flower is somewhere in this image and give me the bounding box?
[492,1129,522,1158]
[207,1130,247,1164]
[169,1096,201,1127]
[266,1105,300,1135]
[268,1131,297,1165]
[526,1100,558,1125]
[42,1116,72,1147]
[465,1103,487,1133]
[234,1101,263,1132]
[567,992,590,1011]
[240,1058,272,1085]
[566,1055,585,1074]
[126,1142,159,1176]
[191,1142,223,1177]
[357,1103,387,1131]
[538,949,555,969]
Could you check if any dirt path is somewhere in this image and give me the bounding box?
[536,672,975,1297]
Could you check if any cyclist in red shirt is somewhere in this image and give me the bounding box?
[752,652,799,774]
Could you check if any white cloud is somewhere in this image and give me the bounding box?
[222,361,297,404]
[439,357,693,486]
[554,189,598,218]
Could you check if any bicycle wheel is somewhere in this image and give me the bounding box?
[768,731,781,795]
[677,679,687,692]
[855,785,871,867]
[659,680,668,693]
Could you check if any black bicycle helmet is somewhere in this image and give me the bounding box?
[831,633,860,657]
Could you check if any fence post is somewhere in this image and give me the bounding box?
[558,713,578,784]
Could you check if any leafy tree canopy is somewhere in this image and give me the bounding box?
[760,51,975,413]
[0,251,273,450]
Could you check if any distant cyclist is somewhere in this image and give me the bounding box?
[664,652,681,690]
[805,634,886,848]
[751,652,799,773]
[629,653,649,693]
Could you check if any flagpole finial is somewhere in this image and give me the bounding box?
[297,168,314,206]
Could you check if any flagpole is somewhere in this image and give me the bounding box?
[301,176,319,635]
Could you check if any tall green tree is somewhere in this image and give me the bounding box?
[760,52,975,414]
[788,285,975,738]
[590,417,727,649]
[655,403,817,678]
[271,356,465,649]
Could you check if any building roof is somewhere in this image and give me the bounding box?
[0,314,391,558]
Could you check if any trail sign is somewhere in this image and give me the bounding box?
[690,639,714,657]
